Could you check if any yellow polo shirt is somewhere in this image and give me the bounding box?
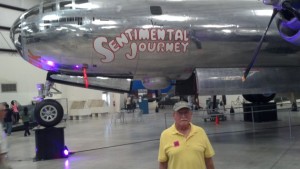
[158,123,215,169]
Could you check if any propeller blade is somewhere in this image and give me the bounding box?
[242,8,279,82]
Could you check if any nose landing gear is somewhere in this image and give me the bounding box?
[34,81,64,127]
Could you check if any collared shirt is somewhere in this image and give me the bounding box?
[158,123,215,169]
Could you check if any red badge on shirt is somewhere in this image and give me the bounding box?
[174,141,180,147]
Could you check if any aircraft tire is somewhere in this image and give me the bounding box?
[242,94,276,103]
[34,99,64,127]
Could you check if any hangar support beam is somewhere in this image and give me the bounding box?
[0,3,26,12]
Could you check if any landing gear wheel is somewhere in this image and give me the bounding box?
[34,99,64,127]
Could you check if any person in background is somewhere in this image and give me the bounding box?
[158,101,215,169]
[21,107,31,137]
[0,103,12,169]
[10,100,19,124]
[126,96,132,111]
[4,104,14,136]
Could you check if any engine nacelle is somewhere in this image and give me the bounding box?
[276,2,300,46]
[277,17,300,45]
[142,77,171,90]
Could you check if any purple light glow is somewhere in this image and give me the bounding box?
[64,160,69,168]
[64,149,69,156]
[33,97,43,102]
[47,61,55,66]
[75,65,80,68]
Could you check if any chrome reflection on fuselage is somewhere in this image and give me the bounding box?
[10,0,300,81]
[11,17,22,55]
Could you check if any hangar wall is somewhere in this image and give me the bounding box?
[0,53,49,105]
[60,85,102,101]
[0,53,124,111]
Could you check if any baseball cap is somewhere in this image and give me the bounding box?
[173,101,191,111]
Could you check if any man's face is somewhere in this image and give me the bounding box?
[173,108,192,128]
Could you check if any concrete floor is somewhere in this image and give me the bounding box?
[5,107,300,169]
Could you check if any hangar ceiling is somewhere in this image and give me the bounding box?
[0,0,40,52]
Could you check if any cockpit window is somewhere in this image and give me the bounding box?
[60,1,72,10]
[24,8,39,19]
[43,3,57,13]
[75,0,89,4]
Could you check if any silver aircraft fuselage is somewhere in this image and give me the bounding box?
[10,0,300,94]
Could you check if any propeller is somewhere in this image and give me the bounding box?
[242,8,278,82]
[282,1,300,20]
[242,0,300,81]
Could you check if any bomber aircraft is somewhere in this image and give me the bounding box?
[10,0,300,127]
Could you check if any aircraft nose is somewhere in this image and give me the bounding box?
[10,17,23,55]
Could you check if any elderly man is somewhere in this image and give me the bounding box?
[158,101,215,169]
